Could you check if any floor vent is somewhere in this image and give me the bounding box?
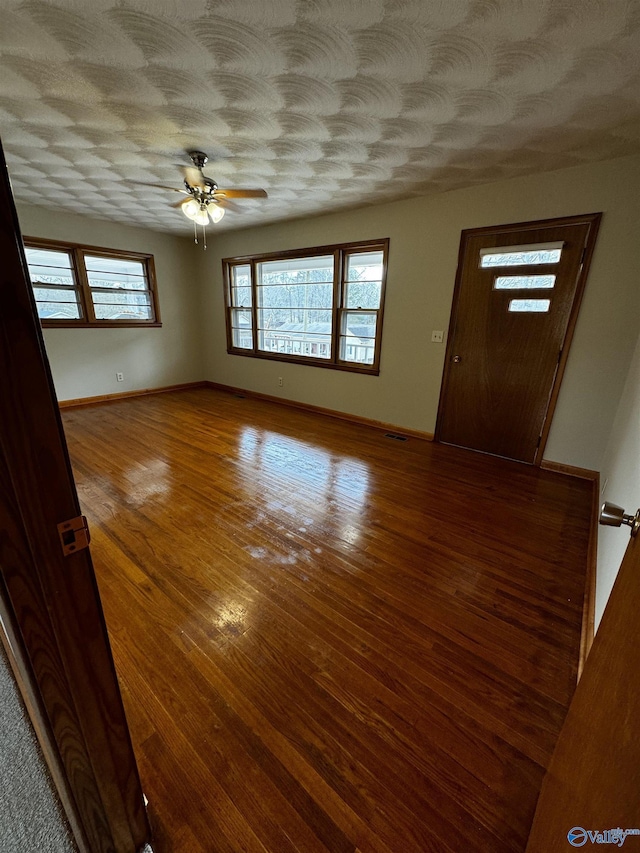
[384,433,408,442]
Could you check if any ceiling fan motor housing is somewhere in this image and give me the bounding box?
[189,150,209,170]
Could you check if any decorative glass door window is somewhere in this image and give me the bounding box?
[481,241,564,314]
[494,275,556,290]
[480,242,563,267]
[508,299,551,313]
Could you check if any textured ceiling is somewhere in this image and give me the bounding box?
[1,0,640,234]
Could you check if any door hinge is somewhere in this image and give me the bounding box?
[57,515,91,556]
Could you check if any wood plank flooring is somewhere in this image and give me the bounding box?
[61,388,592,853]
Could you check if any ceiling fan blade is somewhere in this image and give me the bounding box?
[214,188,268,199]
[132,182,189,193]
[181,166,206,189]
[217,199,242,213]
[170,198,190,208]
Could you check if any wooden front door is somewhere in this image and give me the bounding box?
[526,522,640,851]
[0,141,151,852]
[436,214,601,464]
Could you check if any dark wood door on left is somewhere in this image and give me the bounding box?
[0,140,151,852]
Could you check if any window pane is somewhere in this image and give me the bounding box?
[231,265,251,288]
[231,286,252,307]
[259,282,333,309]
[258,307,333,329]
[341,311,377,337]
[26,245,75,287]
[232,308,252,328]
[339,335,375,364]
[232,327,253,349]
[480,243,562,267]
[258,255,333,285]
[94,303,153,320]
[231,306,253,349]
[346,251,384,282]
[494,275,556,290]
[85,255,147,290]
[257,314,333,358]
[26,247,81,320]
[256,255,335,359]
[85,255,146,276]
[33,287,80,303]
[28,264,76,286]
[508,299,551,313]
[345,280,381,309]
[36,302,81,320]
[259,329,332,359]
[91,291,151,306]
[86,270,147,290]
[25,247,73,270]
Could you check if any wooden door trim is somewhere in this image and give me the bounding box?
[0,145,150,852]
[435,212,602,465]
[578,475,599,678]
[434,219,469,446]
[534,213,601,464]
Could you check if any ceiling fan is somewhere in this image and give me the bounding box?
[143,151,267,247]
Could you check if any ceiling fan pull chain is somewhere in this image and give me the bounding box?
[194,220,198,244]
[203,222,207,250]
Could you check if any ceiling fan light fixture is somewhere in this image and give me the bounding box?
[162,152,265,248]
[181,197,201,221]
[209,203,225,224]
[192,205,210,226]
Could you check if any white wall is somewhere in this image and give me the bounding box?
[595,328,640,629]
[200,154,640,472]
[16,204,203,402]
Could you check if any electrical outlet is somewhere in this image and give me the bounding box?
[116,372,124,382]
[278,377,283,387]
[431,330,444,343]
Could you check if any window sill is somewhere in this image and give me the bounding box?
[227,347,380,375]
[42,321,163,329]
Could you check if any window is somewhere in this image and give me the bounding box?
[24,238,161,327]
[479,242,563,267]
[508,298,551,313]
[494,275,556,290]
[223,239,388,374]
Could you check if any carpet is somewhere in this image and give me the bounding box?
[0,642,76,853]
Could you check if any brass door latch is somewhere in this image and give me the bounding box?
[57,515,91,556]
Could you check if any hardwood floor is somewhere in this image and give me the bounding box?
[61,388,592,853]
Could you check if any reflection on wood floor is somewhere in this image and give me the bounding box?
[62,387,591,853]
